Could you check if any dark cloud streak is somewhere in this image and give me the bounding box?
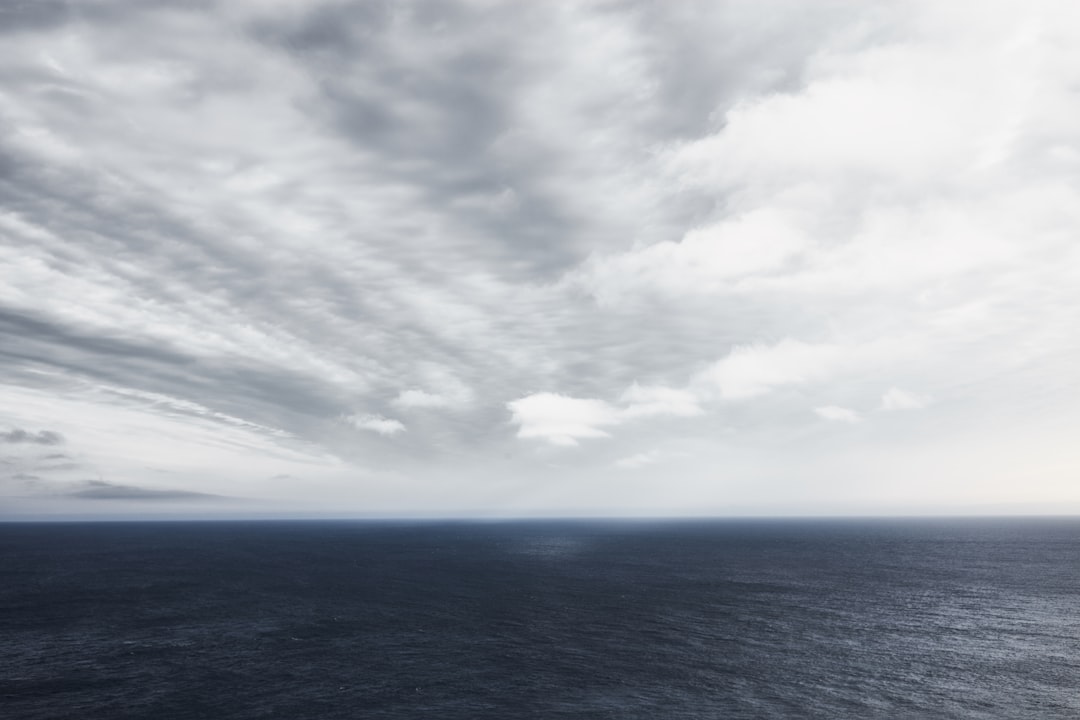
[68,480,227,501]
[0,428,64,445]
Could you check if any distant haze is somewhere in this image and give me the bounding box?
[2,1,1079,518]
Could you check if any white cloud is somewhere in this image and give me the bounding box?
[507,393,621,446]
[575,0,1080,322]
[814,406,861,423]
[580,207,808,302]
[345,414,406,436]
[509,383,705,447]
[664,4,1066,192]
[881,387,932,411]
[620,383,704,419]
[694,339,850,400]
[508,336,893,447]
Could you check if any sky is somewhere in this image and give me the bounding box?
[2,0,1079,519]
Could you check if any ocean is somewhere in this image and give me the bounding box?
[1,518,1078,718]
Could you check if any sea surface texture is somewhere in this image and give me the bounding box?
[2,519,1078,719]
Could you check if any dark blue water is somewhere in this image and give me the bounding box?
[2,519,1078,719]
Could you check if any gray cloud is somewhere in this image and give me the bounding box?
[39,461,81,472]
[0,308,350,435]
[68,480,227,501]
[0,428,64,445]
[0,1,71,35]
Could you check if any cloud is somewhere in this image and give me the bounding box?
[814,406,861,423]
[507,393,621,446]
[345,414,406,436]
[509,383,705,446]
[0,428,64,445]
[620,383,704,419]
[1,1,1079,516]
[393,389,453,409]
[392,373,473,410]
[39,461,81,472]
[579,207,808,303]
[881,387,932,411]
[68,480,225,501]
[694,339,850,400]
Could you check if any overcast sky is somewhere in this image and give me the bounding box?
[2,0,1079,519]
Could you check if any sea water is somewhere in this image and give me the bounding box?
[2,518,1078,718]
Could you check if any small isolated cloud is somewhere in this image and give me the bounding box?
[345,414,406,436]
[0,429,64,445]
[508,393,621,446]
[510,385,703,447]
[881,387,931,411]
[615,450,661,470]
[68,480,223,501]
[620,384,704,419]
[814,406,861,423]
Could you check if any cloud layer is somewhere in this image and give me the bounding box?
[2,0,1079,517]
